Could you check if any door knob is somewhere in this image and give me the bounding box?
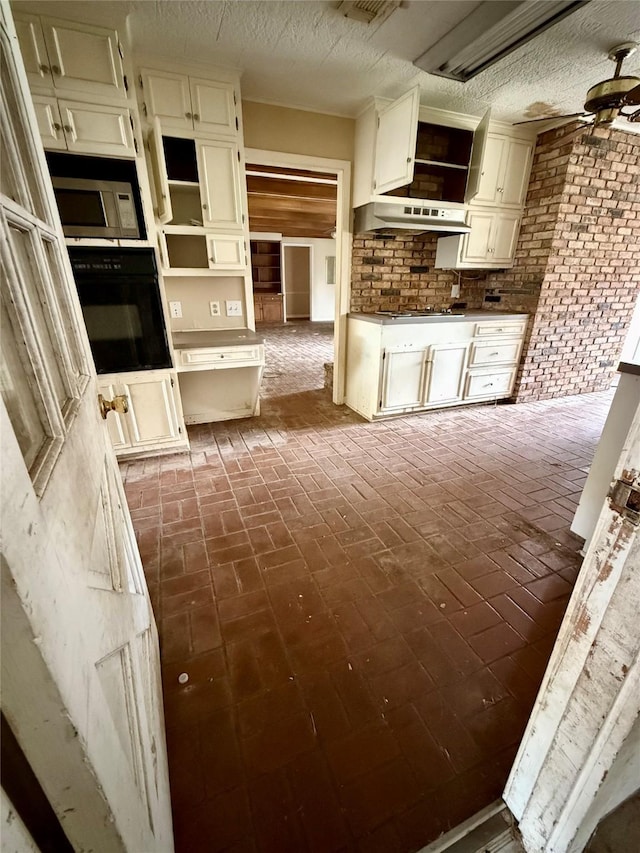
[98,393,129,419]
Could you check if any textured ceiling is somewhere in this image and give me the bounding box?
[15,0,640,126]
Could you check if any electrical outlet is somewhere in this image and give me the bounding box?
[225,300,242,317]
[450,283,461,298]
[209,301,221,317]
[169,301,182,318]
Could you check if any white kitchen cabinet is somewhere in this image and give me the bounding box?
[435,208,521,269]
[14,13,126,99]
[346,314,527,421]
[31,94,136,156]
[148,123,245,231]
[425,342,469,405]
[159,230,247,274]
[472,134,533,208]
[98,371,186,455]
[141,69,238,137]
[353,89,490,208]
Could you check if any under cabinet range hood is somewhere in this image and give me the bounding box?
[354,202,470,235]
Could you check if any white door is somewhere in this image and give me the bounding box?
[462,209,493,264]
[41,16,126,99]
[58,100,136,157]
[425,342,468,405]
[31,94,66,150]
[500,139,533,207]
[1,11,173,851]
[504,400,640,853]
[142,69,193,132]
[380,347,427,410]
[374,86,420,195]
[190,77,237,137]
[492,211,521,265]
[465,108,491,202]
[197,138,243,229]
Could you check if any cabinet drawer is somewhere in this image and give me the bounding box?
[177,345,263,370]
[465,368,516,400]
[475,321,526,337]
[469,339,522,367]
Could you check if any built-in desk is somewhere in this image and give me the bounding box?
[172,329,265,424]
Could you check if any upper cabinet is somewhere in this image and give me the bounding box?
[32,95,136,156]
[471,134,533,208]
[140,69,238,137]
[14,14,127,100]
[353,88,490,208]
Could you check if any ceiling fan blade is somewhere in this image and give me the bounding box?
[513,112,585,125]
[622,82,640,106]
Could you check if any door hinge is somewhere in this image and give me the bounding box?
[377,116,380,128]
[142,101,148,118]
[134,137,139,154]
[138,73,143,89]
[235,116,239,131]
[382,351,386,360]
[123,74,128,92]
[178,426,182,433]
[118,42,124,60]
[170,377,175,387]
[373,180,376,190]
[608,478,640,525]
[237,150,241,162]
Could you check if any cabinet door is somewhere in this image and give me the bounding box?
[465,109,491,202]
[206,234,246,270]
[425,342,468,405]
[262,298,283,323]
[470,132,506,205]
[148,117,172,223]
[461,210,493,264]
[253,298,264,322]
[13,13,51,90]
[41,18,126,98]
[58,101,135,157]
[189,78,237,137]
[31,95,66,150]
[374,87,419,195]
[197,140,243,229]
[492,212,521,265]
[380,347,427,411]
[141,70,192,132]
[500,138,533,207]
[97,381,131,451]
[121,374,181,447]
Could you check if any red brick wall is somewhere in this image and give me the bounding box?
[487,123,640,401]
[350,233,487,313]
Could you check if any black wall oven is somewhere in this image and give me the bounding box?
[68,248,172,374]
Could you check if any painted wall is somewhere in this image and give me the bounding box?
[282,236,337,322]
[242,101,354,163]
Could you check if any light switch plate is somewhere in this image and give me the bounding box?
[169,301,182,318]
[225,300,242,317]
[209,301,221,317]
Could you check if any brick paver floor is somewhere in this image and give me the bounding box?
[121,325,613,852]
[259,320,334,400]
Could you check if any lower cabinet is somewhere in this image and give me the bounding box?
[98,370,186,455]
[379,342,468,413]
[254,293,283,323]
[346,315,528,421]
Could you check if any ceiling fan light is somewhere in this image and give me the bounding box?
[594,107,620,126]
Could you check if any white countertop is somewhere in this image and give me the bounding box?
[348,311,528,325]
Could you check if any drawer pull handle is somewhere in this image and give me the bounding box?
[51,64,61,76]
[490,351,499,356]
[185,111,192,119]
[484,382,494,388]
[193,113,200,121]
[39,63,50,74]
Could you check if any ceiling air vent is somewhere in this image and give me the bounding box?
[337,1,401,25]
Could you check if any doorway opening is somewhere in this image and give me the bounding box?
[245,151,351,405]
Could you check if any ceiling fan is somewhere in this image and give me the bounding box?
[516,42,640,129]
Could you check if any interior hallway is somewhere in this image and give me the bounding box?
[120,323,613,852]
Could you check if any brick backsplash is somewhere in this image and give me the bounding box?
[350,233,488,313]
[485,122,640,402]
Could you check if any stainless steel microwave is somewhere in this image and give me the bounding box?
[51,177,140,239]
